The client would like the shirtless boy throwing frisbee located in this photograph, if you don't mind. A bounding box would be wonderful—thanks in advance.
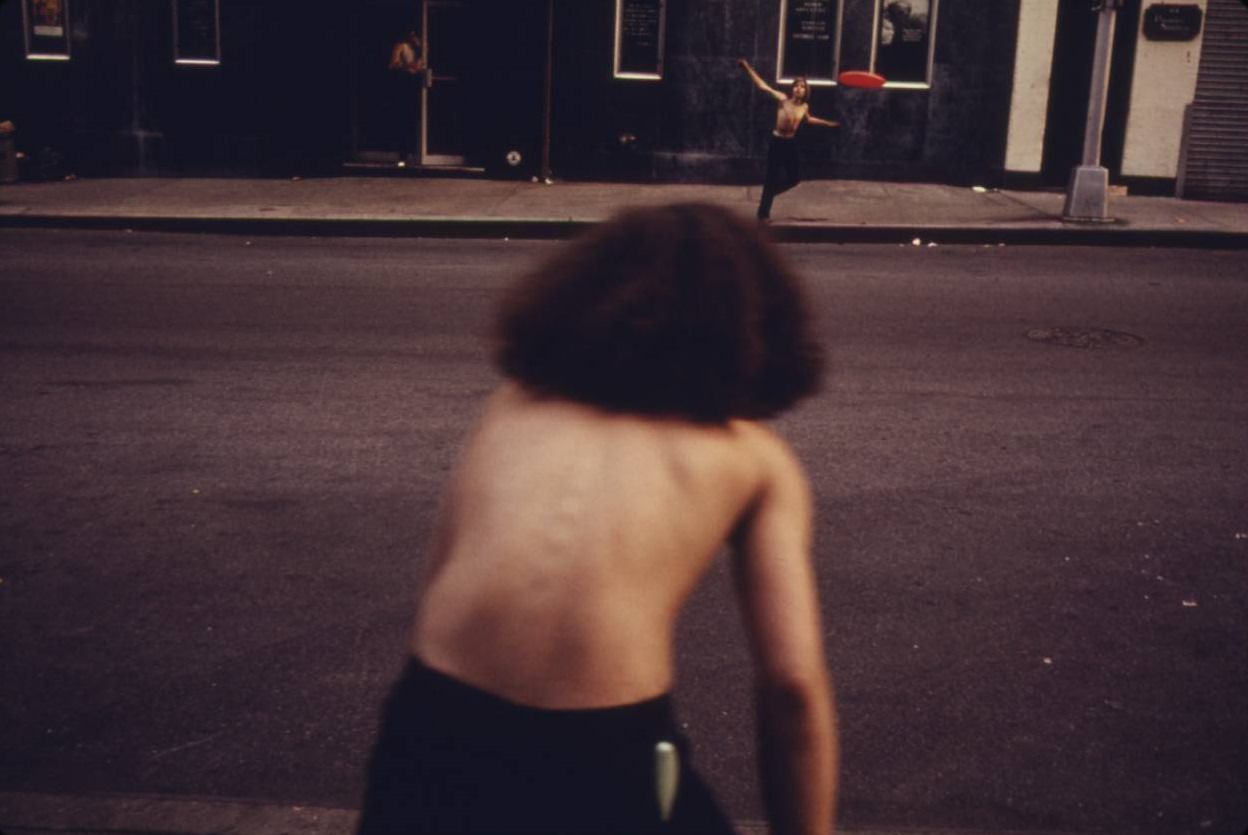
[739,59,840,221]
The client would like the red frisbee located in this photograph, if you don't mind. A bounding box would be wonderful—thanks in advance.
[838,70,887,89]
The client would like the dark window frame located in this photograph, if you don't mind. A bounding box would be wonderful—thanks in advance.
[22,0,72,61]
[173,0,222,66]
[777,0,844,86]
[614,0,667,81]
[870,0,940,88]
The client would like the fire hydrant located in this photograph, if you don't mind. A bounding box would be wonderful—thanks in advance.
[0,121,18,184]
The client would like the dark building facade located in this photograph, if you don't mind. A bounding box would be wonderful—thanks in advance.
[1,0,1036,185]
[2,0,1023,183]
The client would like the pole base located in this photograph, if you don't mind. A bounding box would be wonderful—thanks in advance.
[1062,165,1114,222]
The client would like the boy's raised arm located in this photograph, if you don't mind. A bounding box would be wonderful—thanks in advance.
[738,58,786,102]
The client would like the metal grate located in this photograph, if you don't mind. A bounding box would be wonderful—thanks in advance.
[1178,0,1248,200]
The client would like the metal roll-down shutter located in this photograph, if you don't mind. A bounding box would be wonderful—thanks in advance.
[1178,0,1248,200]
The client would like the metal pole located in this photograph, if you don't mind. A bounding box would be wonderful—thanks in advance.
[1081,2,1116,166]
[541,0,554,183]
[1063,1,1118,221]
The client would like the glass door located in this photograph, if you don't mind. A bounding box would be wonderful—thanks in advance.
[421,0,470,165]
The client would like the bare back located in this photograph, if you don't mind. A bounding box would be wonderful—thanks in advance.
[411,382,798,708]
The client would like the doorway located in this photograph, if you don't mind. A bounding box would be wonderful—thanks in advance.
[348,0,547,175]
[1040,0,1140,185]
[421,0,470,164]
[349,0,472,168]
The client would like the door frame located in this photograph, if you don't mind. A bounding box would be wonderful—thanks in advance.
[1040,0,1140,185]
[420,0,466,165]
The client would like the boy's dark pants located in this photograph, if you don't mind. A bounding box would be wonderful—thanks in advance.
[757,134,800,219]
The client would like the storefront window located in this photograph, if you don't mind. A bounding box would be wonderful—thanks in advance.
[614,0,666,80]
[23,0,71,60]
[777,0,842,84]
[174,0,221,66]
[871,0,938,87]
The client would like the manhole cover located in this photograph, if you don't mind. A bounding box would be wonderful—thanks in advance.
[1026,327,1143,349]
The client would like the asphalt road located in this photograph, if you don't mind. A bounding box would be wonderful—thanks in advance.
[1,230,1246,835]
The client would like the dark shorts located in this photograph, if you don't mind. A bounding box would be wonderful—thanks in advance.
[356,657,737,835]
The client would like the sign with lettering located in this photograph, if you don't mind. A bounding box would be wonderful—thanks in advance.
[1143,4,1203,41]
[873,0,938,87]
[615,0,666,80]
[779,0,840,82]
[23,0,71,60]
[174,0,221,65]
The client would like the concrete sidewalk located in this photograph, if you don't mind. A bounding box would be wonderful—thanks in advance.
[1,175,1246,246]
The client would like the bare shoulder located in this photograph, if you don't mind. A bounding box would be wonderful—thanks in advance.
[471,384,802,512]
[730,420,810,496]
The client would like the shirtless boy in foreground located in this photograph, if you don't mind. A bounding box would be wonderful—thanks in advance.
[739,59,840,220]
[356,203,837,835]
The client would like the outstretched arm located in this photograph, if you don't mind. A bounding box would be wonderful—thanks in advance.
[806,114,840,129]
[732,428,838,835]
[738,58,786,102]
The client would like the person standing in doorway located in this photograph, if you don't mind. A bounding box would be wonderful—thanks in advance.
[389,29,427,168]
[739,59,840,221]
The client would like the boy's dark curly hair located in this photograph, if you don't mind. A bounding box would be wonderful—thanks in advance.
[493,202,824,423]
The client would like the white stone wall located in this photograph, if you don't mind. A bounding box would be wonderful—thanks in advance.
[1121,0,1209,178]
[1004,0,1059,174]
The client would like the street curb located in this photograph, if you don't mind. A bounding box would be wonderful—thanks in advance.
[771,224,1248,249]
[1,213,1247,248]
[0,215,590,241]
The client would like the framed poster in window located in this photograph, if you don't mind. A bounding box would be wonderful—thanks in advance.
[777,0,842,85]
[614,0,666,80]
[174,0,221,65]
[871,0,938,88]
[23,0,71,61]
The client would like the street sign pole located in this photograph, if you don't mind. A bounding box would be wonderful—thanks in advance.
[541,0,555,184]
[1063,0,1119,222]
